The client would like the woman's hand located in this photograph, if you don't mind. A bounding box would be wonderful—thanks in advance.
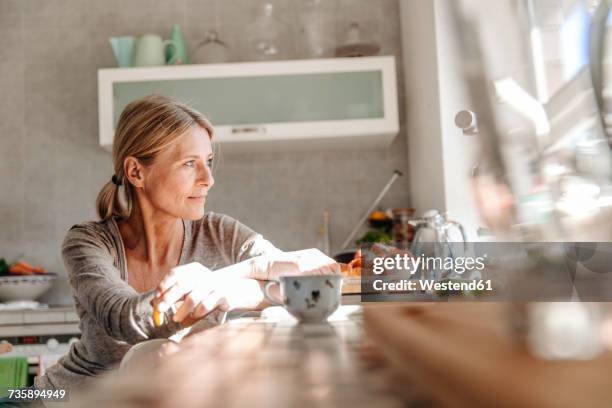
[248,248,340,281]
[152,262,224,325]
[292,248,341,276]
[173,278,265,325]
[152,262,265,326]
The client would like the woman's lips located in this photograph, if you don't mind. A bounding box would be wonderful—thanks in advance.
[188,196,206,202]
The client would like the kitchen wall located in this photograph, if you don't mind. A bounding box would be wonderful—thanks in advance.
[400,0,480,239]
[0,0,409,305]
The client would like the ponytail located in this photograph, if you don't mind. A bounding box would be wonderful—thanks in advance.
[96,181,124,221]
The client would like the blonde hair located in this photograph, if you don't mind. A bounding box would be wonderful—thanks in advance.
[96,94,214,221]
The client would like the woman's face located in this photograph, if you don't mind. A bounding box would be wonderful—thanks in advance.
[136,125,214,220]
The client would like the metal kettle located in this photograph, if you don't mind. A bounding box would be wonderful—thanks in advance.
[409,210,468,280]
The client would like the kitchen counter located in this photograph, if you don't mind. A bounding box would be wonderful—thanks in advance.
[62,305,409,408]
[0,295,360,338]
[0,306,79,337]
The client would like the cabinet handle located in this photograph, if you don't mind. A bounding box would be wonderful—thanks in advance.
[231,126,266,135]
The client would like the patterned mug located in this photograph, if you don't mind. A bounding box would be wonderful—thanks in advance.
[264,275,342,323]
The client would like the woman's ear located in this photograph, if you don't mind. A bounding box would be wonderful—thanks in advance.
[124,156,146,189]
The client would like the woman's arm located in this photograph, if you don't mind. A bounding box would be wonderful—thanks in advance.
[218,247,340,281]
[156,247,340,324]
[204,213,339,280]
[173,278,278,327]
[62,224,184,344]
[154,215,339,324]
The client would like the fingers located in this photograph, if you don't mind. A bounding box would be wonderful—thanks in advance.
[172,284,218,322]
[193,302,208,317]
[223,248,342,284]
[266,258,300,280]
[266,250,343,279]
[250,252,301,280]
[155,263,216,313]
[275,259,301,276]
[178,313,199,328]
[204,295,226,312]
[173,293,197,322]
[172,286,227,324]
[151,262,229,326]
[156,283,187,313]
[248,254,274,280]
[317,258,340,275]
[311,263,336,275]
[292,248,340,276]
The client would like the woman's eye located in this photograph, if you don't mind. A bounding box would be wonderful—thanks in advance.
[184,160,196,167]
[206,159,214,167]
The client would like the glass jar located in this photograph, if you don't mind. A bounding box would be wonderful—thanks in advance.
[244,2,294,61]
[296,0,337,59]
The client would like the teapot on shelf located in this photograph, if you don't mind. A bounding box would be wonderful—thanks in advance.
[409,210,468,281]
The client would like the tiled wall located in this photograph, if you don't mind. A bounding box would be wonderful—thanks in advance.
[0,0,409,305]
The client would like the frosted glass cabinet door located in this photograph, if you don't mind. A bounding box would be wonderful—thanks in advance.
[98,56,399,152]
[113,71,385,127]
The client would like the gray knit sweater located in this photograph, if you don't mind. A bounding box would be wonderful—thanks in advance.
[34,212,278,394]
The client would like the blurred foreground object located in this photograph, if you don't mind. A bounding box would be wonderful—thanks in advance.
[451,0,612,360]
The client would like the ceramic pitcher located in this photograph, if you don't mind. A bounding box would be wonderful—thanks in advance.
[133,34,177,67]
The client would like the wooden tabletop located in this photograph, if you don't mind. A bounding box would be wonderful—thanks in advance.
[63,306,408,408]
[58,302,612,408]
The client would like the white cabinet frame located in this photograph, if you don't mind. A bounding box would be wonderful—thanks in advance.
[98,56,399,152]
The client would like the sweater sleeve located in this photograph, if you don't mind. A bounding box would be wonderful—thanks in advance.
[62,223,184,345]
[204,212,282,264]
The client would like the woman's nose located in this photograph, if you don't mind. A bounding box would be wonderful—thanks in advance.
[198,163,214,187]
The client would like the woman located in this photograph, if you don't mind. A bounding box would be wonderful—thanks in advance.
[33,94,338,395]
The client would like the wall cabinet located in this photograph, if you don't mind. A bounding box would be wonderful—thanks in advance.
[98,56,399,152]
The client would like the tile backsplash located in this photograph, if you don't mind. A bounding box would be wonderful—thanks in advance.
[0,0,409,305]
